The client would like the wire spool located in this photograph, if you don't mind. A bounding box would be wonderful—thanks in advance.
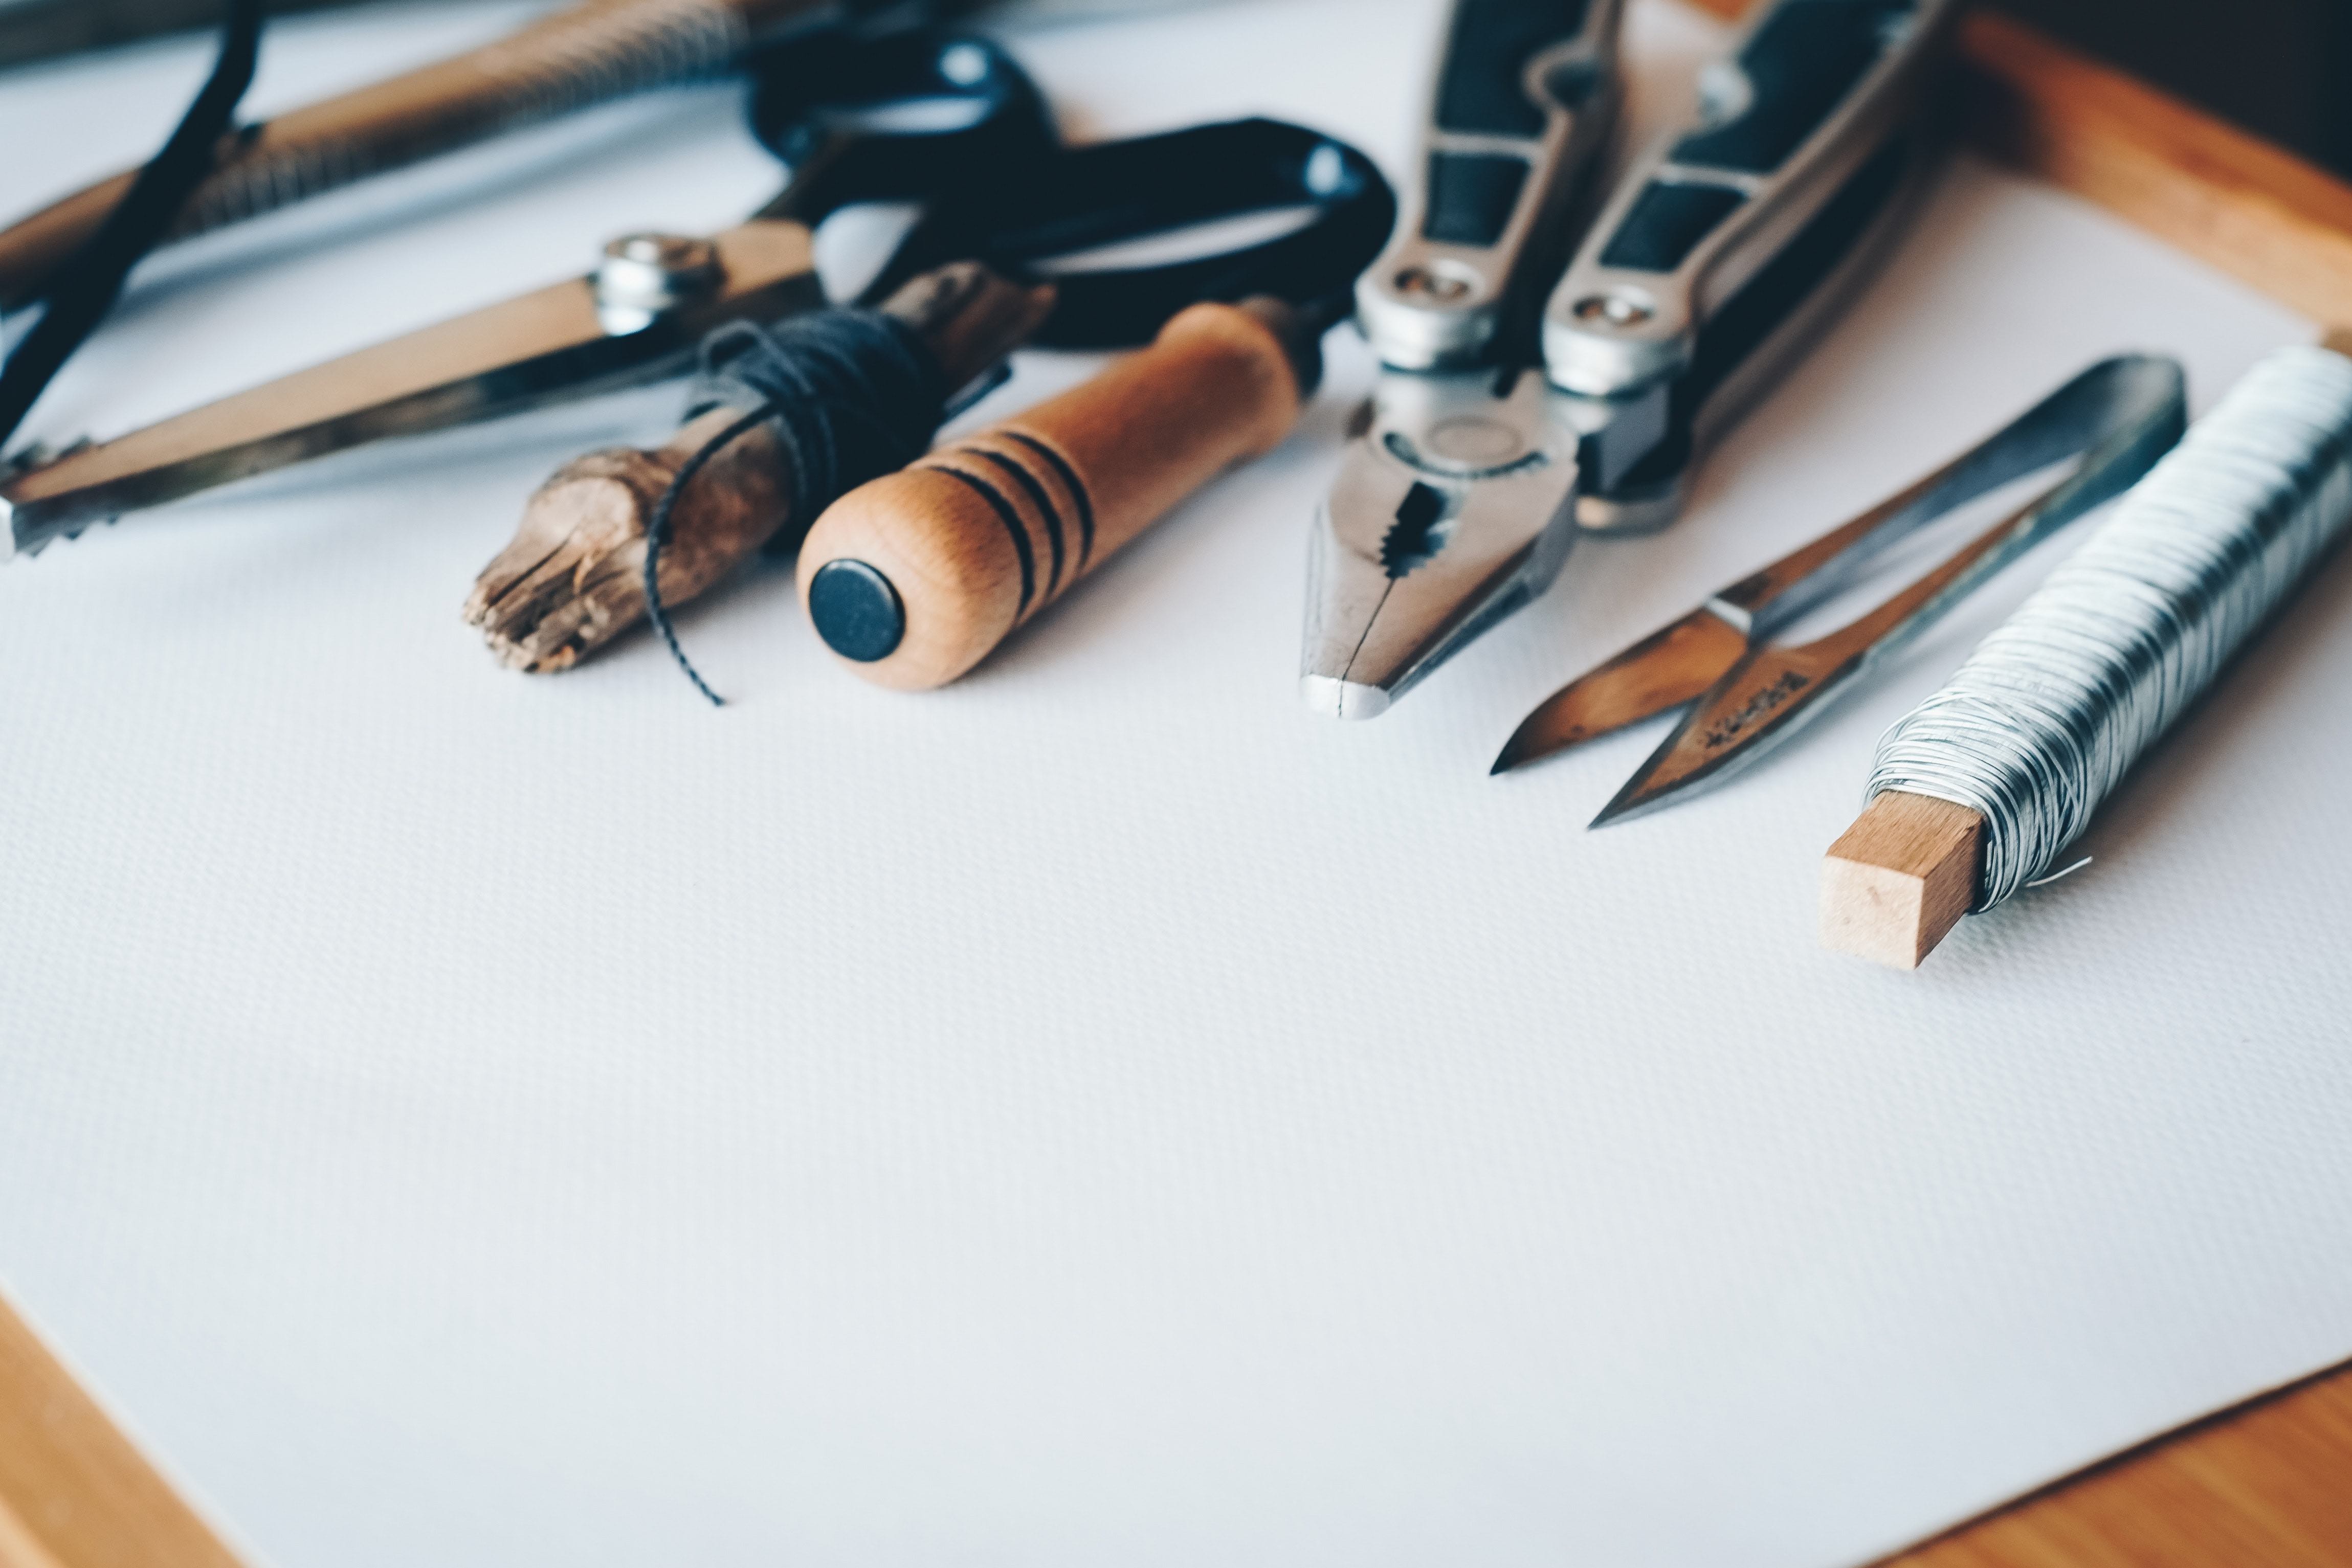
[1863,343,2352,914]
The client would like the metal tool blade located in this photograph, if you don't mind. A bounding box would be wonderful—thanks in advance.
[1587,351,2189,825]
[1490,603,1749,774]
[1301,367,1583,719]
[1,219,819,558]
[1588,639,1863,826]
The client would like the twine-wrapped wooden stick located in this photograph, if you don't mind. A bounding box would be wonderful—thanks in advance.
[465,262,1054,673]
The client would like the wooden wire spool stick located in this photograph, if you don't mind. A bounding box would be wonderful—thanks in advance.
[795,297,1319,690]
[1822,339,2352,970]
[1823,792,1985,970]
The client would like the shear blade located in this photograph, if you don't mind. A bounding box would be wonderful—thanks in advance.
[1590,641,1861,826]
[1491,605,1750,774]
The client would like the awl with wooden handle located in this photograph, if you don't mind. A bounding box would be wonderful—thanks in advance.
[795,295,1323,689]
[465,261,1054,672]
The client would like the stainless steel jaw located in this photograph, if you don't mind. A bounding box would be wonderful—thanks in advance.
[1301,365,1665,716]
[1304,0,1961,721]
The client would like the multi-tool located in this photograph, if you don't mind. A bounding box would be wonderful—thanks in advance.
[1302,0,1961,720]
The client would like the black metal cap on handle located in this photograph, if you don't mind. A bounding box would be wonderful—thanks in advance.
[807,557,906,662]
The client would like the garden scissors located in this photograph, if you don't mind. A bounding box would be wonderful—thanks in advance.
[3,26,1391,559]
[1493,353,2188,823]
[0,26,1050,556]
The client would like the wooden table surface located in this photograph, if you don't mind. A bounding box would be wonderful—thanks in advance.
[1881,1363,2352,1566]
[6,1282,2349,1567]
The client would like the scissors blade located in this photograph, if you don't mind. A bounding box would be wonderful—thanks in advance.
[2,219,819,557]
[1590,640,1865,827]
[1490,603,1750,774]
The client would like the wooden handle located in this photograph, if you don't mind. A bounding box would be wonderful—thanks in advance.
[1821,790,1986,970]
[465,263,1053,673]
[795,300,1309,690]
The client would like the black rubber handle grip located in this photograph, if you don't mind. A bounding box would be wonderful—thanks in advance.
[1432,0,1595,138]
[1672,0,1919,174]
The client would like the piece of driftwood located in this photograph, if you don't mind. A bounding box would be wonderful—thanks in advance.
[463,263,1054,673]
[794,297,1313,691]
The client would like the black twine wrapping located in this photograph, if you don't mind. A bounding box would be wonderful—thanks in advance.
[0,0,264,450]
[641,309,947,706]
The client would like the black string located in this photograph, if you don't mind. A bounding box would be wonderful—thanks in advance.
[0,0,264,451]
[641,402,780,708]
[641,308,948,705]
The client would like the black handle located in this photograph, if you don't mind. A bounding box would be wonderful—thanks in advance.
[865,118,1396,350]
[1672,0,1920,174]
[746,28,1056,227]
[1433,0,1599,138]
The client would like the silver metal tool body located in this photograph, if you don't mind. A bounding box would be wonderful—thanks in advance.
[0,223,818,556]
[1353,0,1623,372]
[1304,0,1960,721]
[0,27,1051,560]
[1484,353,2188,824]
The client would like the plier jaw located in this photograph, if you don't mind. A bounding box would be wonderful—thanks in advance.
[1300,367,1584,718]
[1307,0,1964,721]
[1301,353,1679,718]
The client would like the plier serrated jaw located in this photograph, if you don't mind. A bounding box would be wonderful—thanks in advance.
[1305,0,1964,721]
[1300,368,1584,718]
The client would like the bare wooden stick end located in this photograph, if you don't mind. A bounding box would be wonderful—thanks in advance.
[1821,791,1985,970]
[463,263,1054,674]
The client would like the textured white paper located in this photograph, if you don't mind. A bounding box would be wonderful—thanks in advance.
[3,4,2349,1567]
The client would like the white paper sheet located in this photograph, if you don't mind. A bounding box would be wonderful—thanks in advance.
[3,4,2348,1566]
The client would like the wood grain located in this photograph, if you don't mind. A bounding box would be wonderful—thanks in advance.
[1822,790,1984,969]
[1875,1362,2352,1567]
[796,298,1307,690]
[0,1289,244,1568]
[1680,0,2352,324]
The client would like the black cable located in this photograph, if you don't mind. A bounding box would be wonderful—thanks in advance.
[641,401,783,709]
[0,0,264,451]
[641,309,948,705]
